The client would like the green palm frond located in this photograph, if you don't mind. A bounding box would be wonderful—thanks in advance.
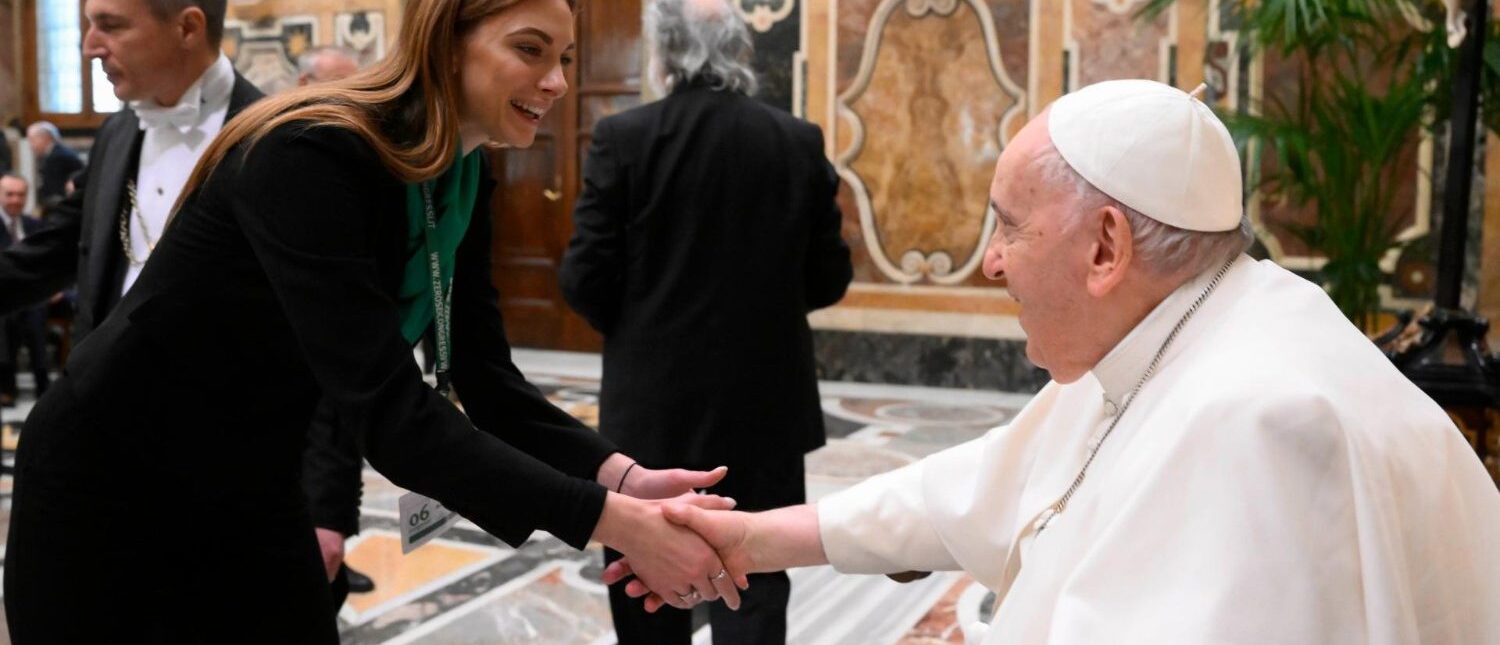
[1135,0,1477,328]
[1137,0,1399,54]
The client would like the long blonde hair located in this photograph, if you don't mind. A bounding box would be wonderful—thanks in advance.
[180,0,575,202]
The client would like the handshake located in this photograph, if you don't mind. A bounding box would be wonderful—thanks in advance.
[590,461,762,613]
[591,458,916,612]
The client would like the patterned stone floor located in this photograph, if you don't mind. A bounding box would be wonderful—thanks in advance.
[0,351,1033,644]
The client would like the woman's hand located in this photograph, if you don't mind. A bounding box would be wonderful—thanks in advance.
[624,465,727,499]
[604,504,754,612]
[602,503,828,612]
[592,492,746,611]
[596,453,728,500]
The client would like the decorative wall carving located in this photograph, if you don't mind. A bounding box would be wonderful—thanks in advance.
[224,17,317,95]
[335,11,385,67]
[735,0,796,33]
[835,0,1024,285]
[1068,0,1173,88]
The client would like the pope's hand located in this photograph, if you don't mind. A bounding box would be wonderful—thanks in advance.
[594,492,747,612]
[603,503,755,612]
[622,465,728,500]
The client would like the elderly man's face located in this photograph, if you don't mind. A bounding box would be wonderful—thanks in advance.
[300,53,359,86]
[26,130,51,158]
[0,177,28,217]
[982,112,1096,383]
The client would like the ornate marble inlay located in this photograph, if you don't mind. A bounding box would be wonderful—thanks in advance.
[224,17,317,95]
[836,0,1024,285]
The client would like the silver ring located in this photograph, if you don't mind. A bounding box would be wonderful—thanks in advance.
[710,569,729,582]
[676,590,700,603]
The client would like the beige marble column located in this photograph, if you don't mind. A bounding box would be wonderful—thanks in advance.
[805,0,834,154]
[1175,0,1209,92]
[1029,0,1066,115]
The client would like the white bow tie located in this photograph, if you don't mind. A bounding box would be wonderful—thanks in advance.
[134,96,203,132]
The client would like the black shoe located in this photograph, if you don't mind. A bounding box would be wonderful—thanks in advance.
[346,565,376,594]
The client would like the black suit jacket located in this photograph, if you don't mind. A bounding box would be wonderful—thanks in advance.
[0,73,262,338]
[0,76,371,537]
[12,122,615,558]
[560,84,852,470]
[8,125,618,638]
[0,213,44,249]
[37,144,84,206]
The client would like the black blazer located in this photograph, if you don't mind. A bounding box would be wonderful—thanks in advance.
[560,85,852,470]
[0,213,44,248]
[7,125,617,637]
[0,73,261,338]
[36,144,84,206]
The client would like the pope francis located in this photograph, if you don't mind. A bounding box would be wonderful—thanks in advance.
[602,79,1500,643]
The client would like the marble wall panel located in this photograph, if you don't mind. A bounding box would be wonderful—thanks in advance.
[816,0,1026,292]
[1483,4,1500,328]
[1069,0,1173,88]
[836,0,1022,286]
[840,2,1014,283]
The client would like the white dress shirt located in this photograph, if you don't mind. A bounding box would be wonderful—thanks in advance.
[0,209,21,242]
[818,257,1500,644]
[121,53,235,294]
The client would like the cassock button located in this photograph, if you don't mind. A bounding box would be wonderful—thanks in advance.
[156,187,164,195]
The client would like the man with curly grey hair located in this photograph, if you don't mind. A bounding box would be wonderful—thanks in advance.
[561,0,852,643]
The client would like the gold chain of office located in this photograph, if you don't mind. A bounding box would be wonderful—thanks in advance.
[117,179,159,266]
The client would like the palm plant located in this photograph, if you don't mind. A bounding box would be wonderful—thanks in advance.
[1138,0,1500,329]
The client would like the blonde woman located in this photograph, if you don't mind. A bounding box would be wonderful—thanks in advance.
[5,0,744,640]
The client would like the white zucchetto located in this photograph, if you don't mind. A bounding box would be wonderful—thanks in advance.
[1048,79,1243,232]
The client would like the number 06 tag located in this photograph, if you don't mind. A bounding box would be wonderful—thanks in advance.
[397,492,458,554]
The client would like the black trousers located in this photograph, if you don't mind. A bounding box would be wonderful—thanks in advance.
[606,457,804,645]
[330,563,351,612]
[0,307,49,397]
[6,380,339,643]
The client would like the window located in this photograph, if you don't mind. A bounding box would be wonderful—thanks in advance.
[24,0,119,128]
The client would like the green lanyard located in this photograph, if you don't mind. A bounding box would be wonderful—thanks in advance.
[420,181,453,397]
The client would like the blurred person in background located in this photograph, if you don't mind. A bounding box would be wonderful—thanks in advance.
[0,174,50,406]
[25,122,84,209]
[561,1,851,642]
[297,45,360,87]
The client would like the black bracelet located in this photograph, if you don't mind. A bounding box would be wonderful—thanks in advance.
[616,462,639,494]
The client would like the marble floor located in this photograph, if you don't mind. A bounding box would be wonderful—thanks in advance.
[0,351,1035,644]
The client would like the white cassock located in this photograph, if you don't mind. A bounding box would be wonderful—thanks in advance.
[819,256,1500,644]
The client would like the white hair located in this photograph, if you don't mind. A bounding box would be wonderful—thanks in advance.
[26,121,61,142]
[1035,141,1252,278]
[645,0,758,96]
